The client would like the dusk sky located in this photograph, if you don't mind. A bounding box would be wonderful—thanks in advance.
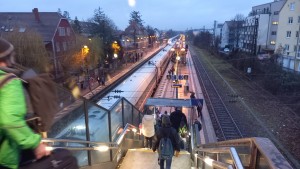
[0,0,273,31]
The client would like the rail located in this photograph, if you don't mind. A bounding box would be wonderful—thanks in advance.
[197,156,234,169]
[190,46,242,141]
[195,147,244,169]
[43,123,138,150]
[43,123,142,168]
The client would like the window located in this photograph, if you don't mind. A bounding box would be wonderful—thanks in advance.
[274,11,279,15]
[271,31,277,35]
[290,2,295,11]
[270,41,276,45]
[66,27,71,36]
[286,31,291,38]
[285,44,289,51]
[297,31,299,38]
[294,45,297,52]
[63,42,67,51]
[288,17,293,24]
[298,16,300,23]
[272,21,279,25]
[58,27,65,36]
[56,42,60,52]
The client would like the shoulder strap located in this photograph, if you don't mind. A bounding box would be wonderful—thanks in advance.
[0,73,18,89]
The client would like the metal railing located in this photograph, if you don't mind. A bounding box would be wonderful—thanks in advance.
[43,123,142,169]
[192,137,293,169]
[195,147,244,169]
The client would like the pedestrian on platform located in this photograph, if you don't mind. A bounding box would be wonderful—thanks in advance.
[142,113,156,149]
[153,115,180,169]
[197,104,203,119]
[97,76,101,85]
[101,75,105,86]
[190,92,195,99]
[170,107,187,133]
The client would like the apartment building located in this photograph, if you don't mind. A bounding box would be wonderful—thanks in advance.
[240,0,286,55]
[220,21,243,49]
[275,0,300,71]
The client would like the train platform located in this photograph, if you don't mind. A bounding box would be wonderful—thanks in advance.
[81,47,163,99]
[154,50,217,144]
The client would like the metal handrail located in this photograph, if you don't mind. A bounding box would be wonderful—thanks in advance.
[42,123,139,152]
[195,147,244,169]
[197,156,234,169]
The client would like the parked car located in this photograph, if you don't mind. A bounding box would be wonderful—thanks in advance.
[224,48,230,52]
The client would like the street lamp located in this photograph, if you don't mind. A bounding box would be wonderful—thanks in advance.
[81,45,89,72]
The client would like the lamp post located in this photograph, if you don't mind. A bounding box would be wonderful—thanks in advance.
[175,53,181,99]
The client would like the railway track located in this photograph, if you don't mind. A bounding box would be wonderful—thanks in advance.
[190,48,242,141]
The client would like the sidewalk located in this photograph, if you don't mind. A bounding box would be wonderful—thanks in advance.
[81,47,164,100]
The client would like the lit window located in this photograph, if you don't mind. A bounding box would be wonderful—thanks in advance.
[58,27,65,36]
[56,42,60,52]
[270,41,276,45]
[290,2,295,11]
[288,17,293,24]
[272,21,279,25]
[286,31,291,38]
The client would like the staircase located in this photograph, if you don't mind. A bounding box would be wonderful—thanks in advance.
[119,148,191,169]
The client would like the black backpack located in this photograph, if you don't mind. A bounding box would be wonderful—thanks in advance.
[0,69,58,132]
[158,131,174,160]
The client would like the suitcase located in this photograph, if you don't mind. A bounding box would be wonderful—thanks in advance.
[19,149,78,169]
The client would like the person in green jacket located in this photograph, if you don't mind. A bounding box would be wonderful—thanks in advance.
[0,37,51,169]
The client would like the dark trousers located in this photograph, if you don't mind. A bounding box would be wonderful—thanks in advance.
[160,158,172,169]
[145,136,153,149]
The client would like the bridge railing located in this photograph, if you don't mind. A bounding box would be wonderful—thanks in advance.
[193,137,293,169]
[47,92,143,168]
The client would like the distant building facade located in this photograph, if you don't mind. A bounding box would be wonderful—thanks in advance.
[220,21,243,50]
[240,0,286,55]
[0,8,76,78]
[275,0,300,71]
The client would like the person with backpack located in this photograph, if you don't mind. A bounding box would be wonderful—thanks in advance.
[142,113,156,149]
[0,37,51,169]
[152,115,180,169]
[0,37,78,169]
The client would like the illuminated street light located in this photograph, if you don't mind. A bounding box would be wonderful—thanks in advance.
[114,53,118,59]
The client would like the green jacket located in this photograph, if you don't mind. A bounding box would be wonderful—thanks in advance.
[0,70,41,169]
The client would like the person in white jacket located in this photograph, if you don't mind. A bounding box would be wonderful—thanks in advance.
[142,114,156,149]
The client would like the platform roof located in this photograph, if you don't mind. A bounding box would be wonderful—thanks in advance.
[145,98,203,107]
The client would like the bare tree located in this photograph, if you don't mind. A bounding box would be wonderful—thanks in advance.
[3,29,50,72]
[230,14,245,49]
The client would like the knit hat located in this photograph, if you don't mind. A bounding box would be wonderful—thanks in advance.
[162,115,171,126]
[0,37,14,58]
